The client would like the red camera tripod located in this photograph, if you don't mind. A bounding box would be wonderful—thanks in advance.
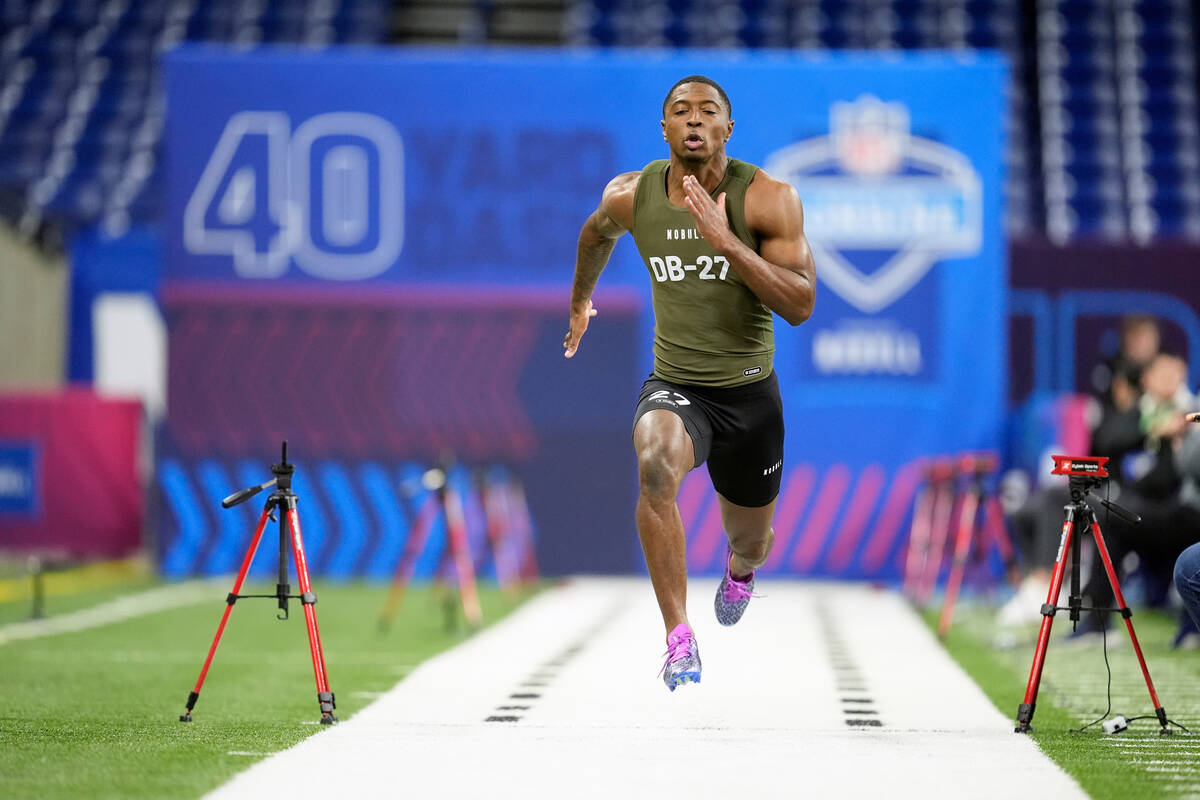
[178,442,336,725]
[937,452,1019,637]
[1014,456,1168,734]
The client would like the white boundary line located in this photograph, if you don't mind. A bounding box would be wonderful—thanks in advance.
[0,580,221,646]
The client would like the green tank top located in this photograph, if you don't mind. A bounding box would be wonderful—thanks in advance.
[631,158,774,387]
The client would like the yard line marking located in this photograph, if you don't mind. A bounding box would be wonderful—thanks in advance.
[0,581,221,646]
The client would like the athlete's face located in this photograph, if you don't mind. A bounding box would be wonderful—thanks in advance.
[661,84,733,163]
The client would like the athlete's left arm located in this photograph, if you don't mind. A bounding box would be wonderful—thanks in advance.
[682,172,815,326]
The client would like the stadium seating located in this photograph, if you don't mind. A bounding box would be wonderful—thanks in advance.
[565,0,1200,243]
[0,0,389,238]
[1,0,1198,243]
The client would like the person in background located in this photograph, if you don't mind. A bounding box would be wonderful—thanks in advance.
[1170,412,1200,647]
[1174,541,1200,646]
[999,321,1161,630]
[1091,315,1161,412]
[1081,353,1197,634]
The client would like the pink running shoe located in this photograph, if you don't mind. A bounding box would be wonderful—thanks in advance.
[714,552,756,626]
[660,623,701,691]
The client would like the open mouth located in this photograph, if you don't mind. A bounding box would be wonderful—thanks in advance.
[684,134,704,150]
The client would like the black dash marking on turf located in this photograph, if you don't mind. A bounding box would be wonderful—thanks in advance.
[484,598,623,724]
[817,601,885,729]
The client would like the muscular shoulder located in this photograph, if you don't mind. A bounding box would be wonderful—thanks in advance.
[599,170,640,231]
[744,168,803,238]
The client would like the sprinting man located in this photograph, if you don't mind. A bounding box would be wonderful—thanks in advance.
[563,75,816,690]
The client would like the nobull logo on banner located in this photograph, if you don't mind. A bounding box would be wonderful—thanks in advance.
[765,95,982,315]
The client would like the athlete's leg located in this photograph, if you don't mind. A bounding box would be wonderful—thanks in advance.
[718,495,778,578]
[634,409,696,636]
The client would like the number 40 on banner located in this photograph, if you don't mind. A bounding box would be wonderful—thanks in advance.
[183,111,404,281]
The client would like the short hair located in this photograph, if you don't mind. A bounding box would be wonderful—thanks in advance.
[662,75,732,118]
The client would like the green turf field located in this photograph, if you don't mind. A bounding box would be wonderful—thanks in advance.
[0,578,539,800]
[932,600,1200,800]
[7,575,1199,800]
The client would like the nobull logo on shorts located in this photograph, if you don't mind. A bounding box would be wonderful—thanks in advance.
[764,95,982,314]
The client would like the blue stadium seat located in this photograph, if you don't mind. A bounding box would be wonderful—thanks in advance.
[0,0,1191,241]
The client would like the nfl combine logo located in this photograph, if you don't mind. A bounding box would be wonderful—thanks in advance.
[764,95,983,315]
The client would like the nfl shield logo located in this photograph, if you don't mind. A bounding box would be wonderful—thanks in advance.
[765,95,983,314]
[833,96,908,177]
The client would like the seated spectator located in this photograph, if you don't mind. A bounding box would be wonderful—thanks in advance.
[1081,354,1199,632]
[1173,541,1200,646]
[1091,315,1161,412]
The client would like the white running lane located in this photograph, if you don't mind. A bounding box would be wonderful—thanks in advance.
[209,578,1089,800]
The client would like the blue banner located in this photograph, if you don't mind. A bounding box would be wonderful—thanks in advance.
[164,46,1007,579]
[0,441,38,518]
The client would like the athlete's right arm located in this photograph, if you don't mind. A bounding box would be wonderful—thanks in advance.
[564,171,639,359]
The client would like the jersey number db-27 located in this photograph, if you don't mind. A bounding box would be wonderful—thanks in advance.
[648,254,731,283]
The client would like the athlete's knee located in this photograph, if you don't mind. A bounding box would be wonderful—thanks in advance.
[637,446,685,501]
[1175,543,1200,601]
[635,414,691,501]
[730,527,774,569]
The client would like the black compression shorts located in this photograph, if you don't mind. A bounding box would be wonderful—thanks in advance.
[632,371,784,507]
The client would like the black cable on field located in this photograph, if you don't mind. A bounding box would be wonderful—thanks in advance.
[1123,715,1194,733]
[1072,490,1115,735]
[1070,487,1193,736]
[1071,621,1113,734]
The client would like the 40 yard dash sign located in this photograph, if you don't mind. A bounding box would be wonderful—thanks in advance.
[182,111,404,281]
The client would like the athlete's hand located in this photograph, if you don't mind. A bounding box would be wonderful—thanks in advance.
[563,300,598,359]
[682,174,733,251]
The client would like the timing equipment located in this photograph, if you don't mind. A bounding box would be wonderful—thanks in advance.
[177,442,337,725]
[1014,455,1171,735]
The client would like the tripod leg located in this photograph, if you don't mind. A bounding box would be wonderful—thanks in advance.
[938,488,980,637]
[983,495,1021,586]
[179,503,273,722]
[1091,521,1170,732]
[481,475,515,595]
[378,494,438,630]
[919,479,958,605]
[511,478,539,584]
[1015,512,1075,732]
[444,483,483,627]
[285,505,337,724]
[903,485,933,599]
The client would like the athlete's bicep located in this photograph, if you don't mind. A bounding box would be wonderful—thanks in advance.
[756,182,814,282]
